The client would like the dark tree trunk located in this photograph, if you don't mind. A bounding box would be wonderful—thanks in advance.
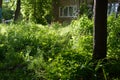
[0,0,2,23]
[93,0,108,60]
[52,0,60,22]
[14,0,21,22]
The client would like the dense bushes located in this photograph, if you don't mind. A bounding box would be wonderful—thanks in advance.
[2,7,14,20]
[107,15,120,59]
[0,15,120,80]
[21,0,52,25]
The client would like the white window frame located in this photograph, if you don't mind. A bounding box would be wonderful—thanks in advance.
[59,5,77,18]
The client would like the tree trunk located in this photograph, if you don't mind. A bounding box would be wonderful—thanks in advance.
[14,0,21,22]
[52,0,60,22]
[0,0,2,23]
[93,0,108,60]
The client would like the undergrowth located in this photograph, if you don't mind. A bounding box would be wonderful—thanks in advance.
[0,15,120,80]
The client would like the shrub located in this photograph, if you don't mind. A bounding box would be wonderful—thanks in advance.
[0,15,120,80]
[2,7,14,20]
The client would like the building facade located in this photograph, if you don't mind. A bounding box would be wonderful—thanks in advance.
[53,0,120,23]
[52,0,93,23]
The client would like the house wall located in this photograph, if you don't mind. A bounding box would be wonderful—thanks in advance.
[56,0,80,23]
[52,0,77,22]
[53,0,93,23]
[53,0,120,23]
[52,0,60,22]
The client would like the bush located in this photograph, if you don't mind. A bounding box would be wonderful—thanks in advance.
[2,7,14,20]
[0,15,120,80]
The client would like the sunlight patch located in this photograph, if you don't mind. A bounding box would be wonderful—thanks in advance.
[0,27,7,35]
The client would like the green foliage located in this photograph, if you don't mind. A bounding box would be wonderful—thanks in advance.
[0,15,120,80]
[79,3,93,18]
[107,14,120,59]
[0,16,93,79]
[2,1,15,20]
[70,15,93,54]
[80,3,88,15]
[21,0,52,24]
[2,6,14,20]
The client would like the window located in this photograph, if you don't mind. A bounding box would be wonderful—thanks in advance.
[59,5,77,17]
[64,7,68,16]
[69,6,73,16]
